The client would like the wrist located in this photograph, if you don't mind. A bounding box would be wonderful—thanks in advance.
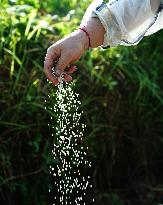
[72,29,90,51]
[78,30,90,50]
[79,27,92,49]
[81,17,105,48]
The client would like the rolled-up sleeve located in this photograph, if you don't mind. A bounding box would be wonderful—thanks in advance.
[81,0,163,48]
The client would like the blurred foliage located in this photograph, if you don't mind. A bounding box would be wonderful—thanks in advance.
[0,0,163,205]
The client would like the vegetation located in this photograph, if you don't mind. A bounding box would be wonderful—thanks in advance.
[0,0,163,204]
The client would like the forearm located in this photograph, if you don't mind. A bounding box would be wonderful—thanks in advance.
[82,17,105,48]
[81,0,162,48]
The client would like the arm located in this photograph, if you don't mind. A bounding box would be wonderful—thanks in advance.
[80,17,105,48]
[44,0,162,85]
[83,0,161,47]
[44,16,105,85]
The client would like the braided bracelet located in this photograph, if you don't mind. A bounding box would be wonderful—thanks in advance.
[78,26,92,49]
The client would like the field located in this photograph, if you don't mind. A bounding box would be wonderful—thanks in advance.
[0,0,163,204]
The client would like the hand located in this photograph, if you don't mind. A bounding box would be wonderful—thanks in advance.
[44,29,89,85]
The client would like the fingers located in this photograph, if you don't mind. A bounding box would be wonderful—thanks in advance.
[54,53,72,77]
[44,45,60,85]
[44,44,77,85]
[44,45,59,69]
[45,66,77,86]
[63,66,77,82]
[63,73,73,82]
[65,66,77,74]
[44,66,59,85]
[54,66,76,85]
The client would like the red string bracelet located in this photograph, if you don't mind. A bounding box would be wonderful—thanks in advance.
[78,26,92,49]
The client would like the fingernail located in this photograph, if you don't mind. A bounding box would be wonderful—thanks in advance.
[64,74,72,82]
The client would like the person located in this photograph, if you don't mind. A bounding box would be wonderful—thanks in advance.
[44,0,163,85]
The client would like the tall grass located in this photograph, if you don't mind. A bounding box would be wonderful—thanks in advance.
[0,0,163,204]
[0,1,55,204]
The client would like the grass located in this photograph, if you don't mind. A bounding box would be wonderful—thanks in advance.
[0,0,163,204]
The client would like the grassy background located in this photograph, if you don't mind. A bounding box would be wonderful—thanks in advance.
[0,0,163,204]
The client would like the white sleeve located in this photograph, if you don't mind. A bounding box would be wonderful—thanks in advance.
[81,0,163,48]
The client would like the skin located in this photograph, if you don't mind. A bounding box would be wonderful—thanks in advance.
[44,17,105,85]
[150,0,160,12]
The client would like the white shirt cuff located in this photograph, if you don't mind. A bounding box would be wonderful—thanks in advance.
[81,0,162,48]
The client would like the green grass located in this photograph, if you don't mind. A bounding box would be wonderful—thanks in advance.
[0,0,163,204]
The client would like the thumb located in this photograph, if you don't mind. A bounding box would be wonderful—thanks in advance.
[55,53,71,77]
